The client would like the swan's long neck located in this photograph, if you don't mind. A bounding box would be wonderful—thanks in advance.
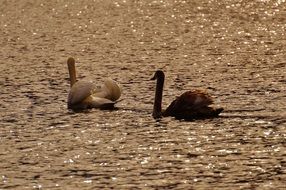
[67,58,76,87]
[153,74,164,119]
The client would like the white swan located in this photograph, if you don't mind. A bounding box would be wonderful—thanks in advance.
[67,57,122,110]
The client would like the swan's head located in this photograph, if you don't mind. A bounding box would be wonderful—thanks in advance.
[67,57,75,66]
[151,70,165,80]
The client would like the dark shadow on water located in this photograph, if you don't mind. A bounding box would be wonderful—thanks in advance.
[223,108,266,113]
[220,115,274,119]
[117,107,151,114]
[66,107,120,114]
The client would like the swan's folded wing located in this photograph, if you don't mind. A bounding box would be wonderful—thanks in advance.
[68,80,97,105]
[92,78,122,101]
[163,90,214,116]
[181,90,213,109]
[84,96,116,109]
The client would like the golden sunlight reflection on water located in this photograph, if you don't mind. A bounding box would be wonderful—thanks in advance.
[0,0,285,189]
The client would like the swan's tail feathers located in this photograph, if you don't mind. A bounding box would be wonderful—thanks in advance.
[68,96,118,111]
[98,102,117,110]
[85,96,117,109]
[193,106,224,118]
[102,78,122,101]
[213,107,224,116]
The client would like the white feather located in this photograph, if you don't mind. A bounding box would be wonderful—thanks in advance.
[68,79,121,109]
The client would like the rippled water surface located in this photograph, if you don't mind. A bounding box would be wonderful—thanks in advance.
[0,0,285,189]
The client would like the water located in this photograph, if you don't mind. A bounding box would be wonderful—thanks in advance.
[0,0,285,189]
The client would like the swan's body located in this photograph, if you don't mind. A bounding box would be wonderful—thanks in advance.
[151,70,223,120]
[67,57,121,110]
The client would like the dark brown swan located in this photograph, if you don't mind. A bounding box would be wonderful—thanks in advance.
[151,70,223,120]
[67,57,122,110]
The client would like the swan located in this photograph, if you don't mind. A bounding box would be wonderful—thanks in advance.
[151,70,223,120]
[67,57,122,110]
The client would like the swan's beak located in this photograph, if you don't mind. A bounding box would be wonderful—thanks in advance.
[150,74,156,80]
